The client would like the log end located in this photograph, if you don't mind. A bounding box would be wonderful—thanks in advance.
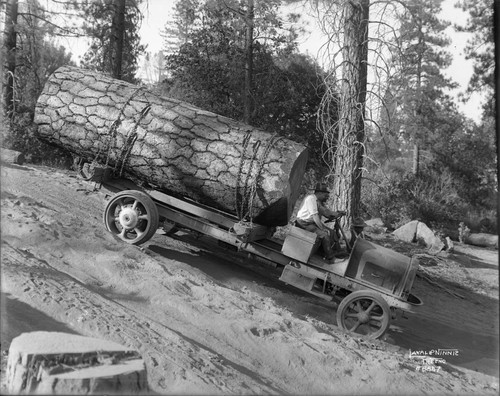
[253,148,309,226]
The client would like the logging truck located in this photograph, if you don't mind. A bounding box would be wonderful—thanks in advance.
[34,66,422,339]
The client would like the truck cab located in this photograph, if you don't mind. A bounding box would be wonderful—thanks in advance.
[279,225,422,338]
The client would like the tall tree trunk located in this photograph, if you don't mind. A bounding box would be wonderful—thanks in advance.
[412,143,419,175]
[4,0,19,117]
[412,16,423,176]
[331,0,369,224]
[27,0,42,96]
[243,0,254,124]
[111,0,126,80]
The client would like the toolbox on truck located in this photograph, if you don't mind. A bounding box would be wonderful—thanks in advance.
[281,226,320,263]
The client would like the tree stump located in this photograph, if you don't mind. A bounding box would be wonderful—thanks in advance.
[6,331,147,394]
[34,66,309,226]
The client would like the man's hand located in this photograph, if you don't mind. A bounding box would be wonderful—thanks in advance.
[328,211,345,220]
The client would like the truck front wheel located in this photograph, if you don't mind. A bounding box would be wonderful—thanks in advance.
[336,290,391,339]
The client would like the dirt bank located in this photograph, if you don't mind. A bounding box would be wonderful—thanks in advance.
[1,163,498,394]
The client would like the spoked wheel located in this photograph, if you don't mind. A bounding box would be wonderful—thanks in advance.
[336,290,391,339]
[104,190,159,245]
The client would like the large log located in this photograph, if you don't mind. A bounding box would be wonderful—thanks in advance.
[34,66,308,226]
[464,233,498,249]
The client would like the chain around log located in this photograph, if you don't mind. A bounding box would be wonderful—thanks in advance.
[235,131,252,220]
[79,87,148,184]
[235,133,283,224]
[115,104,151,177]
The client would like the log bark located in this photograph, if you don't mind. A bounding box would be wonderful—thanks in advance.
[34,66,309,226]
[1,147,25,164]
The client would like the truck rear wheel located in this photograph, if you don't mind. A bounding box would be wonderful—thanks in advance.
[336,290,391,339]
[104,190,159,245]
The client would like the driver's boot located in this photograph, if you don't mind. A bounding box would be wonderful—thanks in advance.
[329,230,341,252]
[322,238,335,264]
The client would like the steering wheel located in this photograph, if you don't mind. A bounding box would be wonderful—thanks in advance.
[325,212,351,251]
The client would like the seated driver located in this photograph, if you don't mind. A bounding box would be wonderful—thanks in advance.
[295,183,344,263]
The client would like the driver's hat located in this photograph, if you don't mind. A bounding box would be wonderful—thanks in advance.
[352,217,367,228]
[314,182,330,193]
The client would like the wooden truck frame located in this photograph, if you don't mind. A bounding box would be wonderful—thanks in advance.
[97,176,422,340]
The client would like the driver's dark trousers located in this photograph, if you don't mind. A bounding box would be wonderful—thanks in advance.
[296,219,335,260]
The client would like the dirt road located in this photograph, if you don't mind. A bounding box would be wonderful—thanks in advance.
[1,163,498,394]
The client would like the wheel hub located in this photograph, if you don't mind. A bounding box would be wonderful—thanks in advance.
[119,206,139,229]
[357,311,370,324]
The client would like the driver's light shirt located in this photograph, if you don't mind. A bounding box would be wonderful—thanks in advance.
[296,194,318,223]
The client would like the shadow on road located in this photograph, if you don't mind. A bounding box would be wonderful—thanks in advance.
[451,252,498,270]
[1,292,79,350]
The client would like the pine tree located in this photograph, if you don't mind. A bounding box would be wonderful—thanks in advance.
[313,0,370,223]
[162,0,326,172]
[2,0,74,163]
[79,0,145,83]
[161,0,201,55]
[163,0,305,123]
[455,0,495,118]
[4,0,20,116]
[387,0,457,175]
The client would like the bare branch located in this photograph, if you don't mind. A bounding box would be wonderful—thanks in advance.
[18,10,83,36]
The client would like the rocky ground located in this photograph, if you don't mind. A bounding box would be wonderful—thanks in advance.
[1,162,498,395]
